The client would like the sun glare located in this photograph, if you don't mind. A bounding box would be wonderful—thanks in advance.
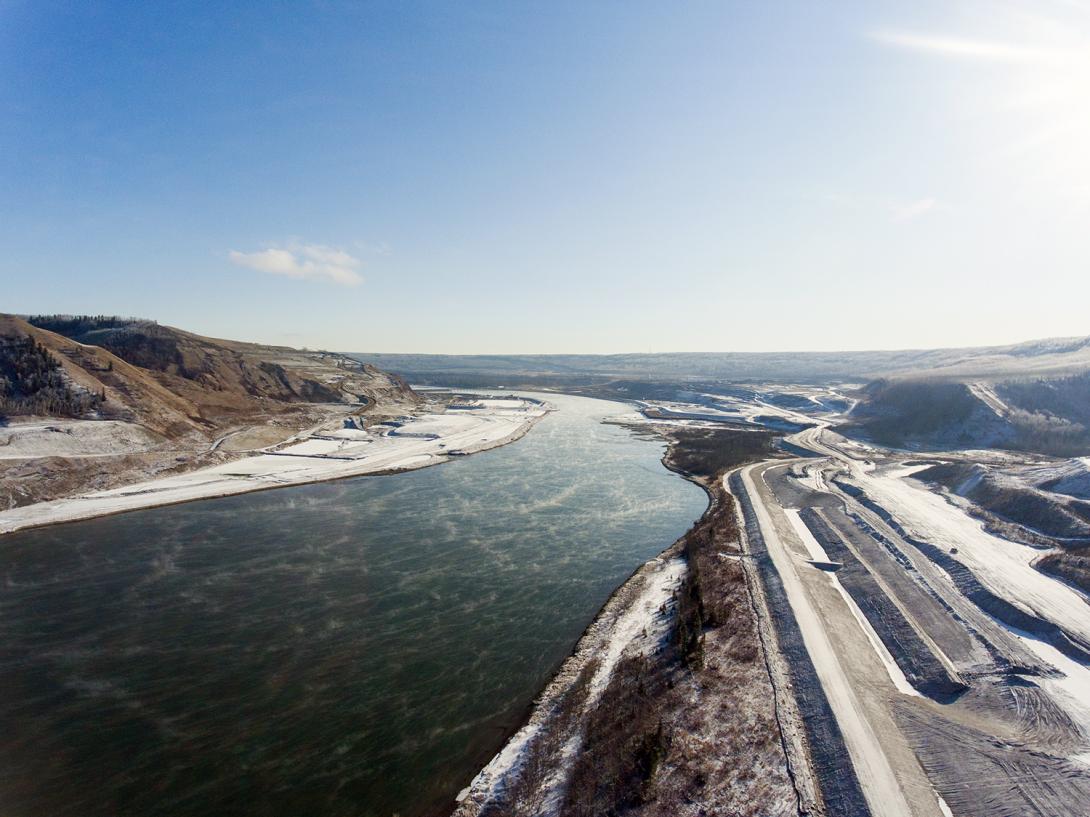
[876,2,1090,201]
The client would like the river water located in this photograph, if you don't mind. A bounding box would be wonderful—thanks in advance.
[0,392,705,817]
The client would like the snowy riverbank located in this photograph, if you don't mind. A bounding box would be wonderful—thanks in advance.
[0,396,550,535]
[453,545,688,816]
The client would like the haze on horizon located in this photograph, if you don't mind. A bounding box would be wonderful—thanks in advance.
[2,1,1088,355]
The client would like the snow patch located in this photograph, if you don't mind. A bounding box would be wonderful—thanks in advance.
[0,420,162,459]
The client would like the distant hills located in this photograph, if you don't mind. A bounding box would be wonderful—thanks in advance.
[354,334,1090,385]
[355,334,1090,456]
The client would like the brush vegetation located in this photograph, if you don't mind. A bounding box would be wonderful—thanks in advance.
[559,428,792,816]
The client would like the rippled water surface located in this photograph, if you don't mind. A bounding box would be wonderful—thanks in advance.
[0,393,705,817]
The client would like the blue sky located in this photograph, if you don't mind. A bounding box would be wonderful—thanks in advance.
[2,1,1088,353]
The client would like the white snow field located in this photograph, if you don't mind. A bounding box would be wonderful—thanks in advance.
[0,419,163,459]
[1023,457,1090,499]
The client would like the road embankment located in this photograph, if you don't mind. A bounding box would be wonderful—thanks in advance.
[729,467,872,817]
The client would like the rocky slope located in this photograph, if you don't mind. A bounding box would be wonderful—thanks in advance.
[26,315,417,427]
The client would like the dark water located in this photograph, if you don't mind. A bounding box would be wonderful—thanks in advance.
[0,392,705,817]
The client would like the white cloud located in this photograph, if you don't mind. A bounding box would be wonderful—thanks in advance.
[228,243,363,285]
[869,30,1062,64]
[891,197,942,223]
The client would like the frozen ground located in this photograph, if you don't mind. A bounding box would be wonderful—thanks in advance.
[0,396,549,535]
[1022,456,1090,500]
[967,381,1010,418]
[784,508,921,697]
[737,464,920,817]
[451,377,1090,816]
[718,383,1090,817]
[1000,621,1090,762]
[618,384,852,434]
[0,419,163,459]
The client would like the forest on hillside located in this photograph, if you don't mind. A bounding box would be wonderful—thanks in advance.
[0,335,104,419]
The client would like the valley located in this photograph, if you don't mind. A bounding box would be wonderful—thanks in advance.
[6,320,1090,817]
[448,365,1090,817]
[11,6,1090,815]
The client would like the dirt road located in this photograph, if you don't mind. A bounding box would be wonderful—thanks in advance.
[736,462,942,817]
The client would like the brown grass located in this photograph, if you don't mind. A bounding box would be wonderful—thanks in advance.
[663,426,778,482]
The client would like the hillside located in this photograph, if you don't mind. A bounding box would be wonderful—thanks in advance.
[2,315,203,437]
[1,314,418,508]
[1,331,104,419]
[841,372,1090,456]
[28,315,417,427]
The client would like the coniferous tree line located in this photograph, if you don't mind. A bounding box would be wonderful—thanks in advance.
[0,336,104,419]
[25,314,151,337]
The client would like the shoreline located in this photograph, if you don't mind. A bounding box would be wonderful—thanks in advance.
[452,534,700,816]
[451,437,716,815]
[0,399,551,537]
[449,421,803,817]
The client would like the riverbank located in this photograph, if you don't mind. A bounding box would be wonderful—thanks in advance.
[453,423,800,817]
[453,540,691,816]
[0,395,549,535]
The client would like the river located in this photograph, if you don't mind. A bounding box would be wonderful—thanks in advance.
[0,392,706,817]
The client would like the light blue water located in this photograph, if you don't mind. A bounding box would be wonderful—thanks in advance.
[0,392,706,817]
